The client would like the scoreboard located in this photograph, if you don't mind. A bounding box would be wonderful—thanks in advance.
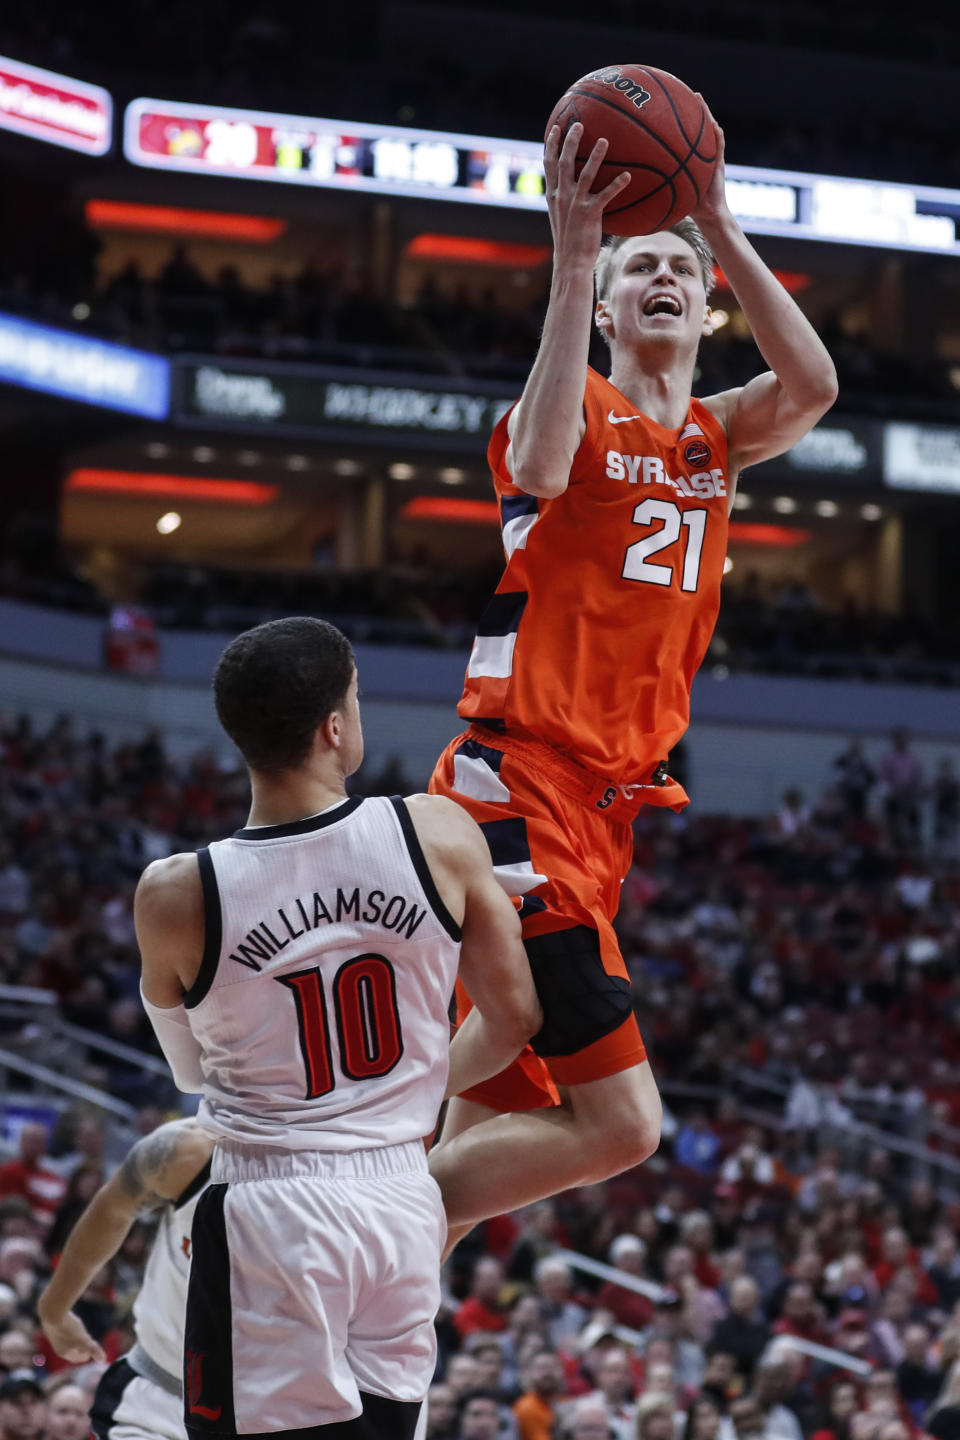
[122,97,960,256]
[125,99,547,209]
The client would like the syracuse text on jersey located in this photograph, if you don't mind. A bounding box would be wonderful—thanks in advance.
[604,450,728,498]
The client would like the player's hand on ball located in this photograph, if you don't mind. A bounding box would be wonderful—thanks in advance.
[41,1310,107,1364]
[544,122,630,265]
[691,101,728,226]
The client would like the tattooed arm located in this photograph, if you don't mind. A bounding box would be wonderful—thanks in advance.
[38,1120,213,1363]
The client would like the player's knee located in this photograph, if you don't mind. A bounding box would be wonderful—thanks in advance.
[593,1089,661,1177]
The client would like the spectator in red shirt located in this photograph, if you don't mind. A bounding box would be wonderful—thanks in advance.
[874,1227,938,1308]
[0,1127,65,1234]
[594,1234,655,1331]
[455,1257,509,1339]
[773,1281,829,1347]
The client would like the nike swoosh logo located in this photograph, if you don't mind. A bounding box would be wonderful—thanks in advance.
[607,409,645,424]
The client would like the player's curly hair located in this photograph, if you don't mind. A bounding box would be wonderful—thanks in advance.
[593,218,716,309]
[214,616,355,773]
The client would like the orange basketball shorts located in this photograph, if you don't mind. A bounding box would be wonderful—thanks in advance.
[429,725,652,1111]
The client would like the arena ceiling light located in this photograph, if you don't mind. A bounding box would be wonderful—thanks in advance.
[861,503,884,520]
[86,200,286,243]
[66,469,278,506]
[404,235,552,267]
[401,497,499,525]
[727,522,810,548]
[815,499,840,517]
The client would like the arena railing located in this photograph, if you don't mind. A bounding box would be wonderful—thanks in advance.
[0,1046,140,1123]
[550,1248,872,1375]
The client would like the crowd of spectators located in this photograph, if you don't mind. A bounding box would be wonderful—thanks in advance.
[4,530,960,692]
[3,710,960,1438]
[3,239,958,425]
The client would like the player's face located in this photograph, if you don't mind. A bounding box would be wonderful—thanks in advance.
[600,232,709,353]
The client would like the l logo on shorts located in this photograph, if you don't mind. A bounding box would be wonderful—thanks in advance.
[186,1351,222,1421]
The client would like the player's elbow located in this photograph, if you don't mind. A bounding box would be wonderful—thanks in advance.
[500,991,544,1053]
[518,472,569,501]
[509,438,570,498]
[511,463,569,499]
[794,363,839,417]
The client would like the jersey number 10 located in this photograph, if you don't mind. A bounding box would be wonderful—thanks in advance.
[278,955,404,1099]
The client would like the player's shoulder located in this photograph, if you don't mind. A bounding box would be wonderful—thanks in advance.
[697,386,741,435]
[135,851,203,924]
[402,792,486,855]
[125,1118,214,1204]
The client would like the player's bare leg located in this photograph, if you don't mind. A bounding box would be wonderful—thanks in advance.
[434,1097,498,1257]
[430,1059,661,1241]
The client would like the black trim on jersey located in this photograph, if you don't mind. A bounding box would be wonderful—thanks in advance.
[184,849,222,1011]
[90,1358,138,1440]
[190,1395,422,1440]
[233,796,363,841]
[333,954,404,1082]
[184,1183,236,1434]
[475,589,527,636]
[388,797,462,942]
[174,1158,213,1211]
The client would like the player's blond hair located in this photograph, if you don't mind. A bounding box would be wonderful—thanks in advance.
[594,218,716,306]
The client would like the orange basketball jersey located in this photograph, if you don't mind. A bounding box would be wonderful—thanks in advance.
[458,366,730,787]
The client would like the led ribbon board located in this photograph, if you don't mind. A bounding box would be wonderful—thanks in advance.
[0,54,112,154]
[0,312,170,418]
[125,97,960,255]
[172,359,513,448]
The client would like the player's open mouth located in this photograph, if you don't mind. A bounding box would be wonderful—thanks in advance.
[643,294,682,316]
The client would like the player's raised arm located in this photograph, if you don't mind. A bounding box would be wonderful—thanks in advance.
[38,1121,213,1364]
[694,112,838,479]
[506,124,630,498]
[136,853,207,1092]
[405,795,542,1096]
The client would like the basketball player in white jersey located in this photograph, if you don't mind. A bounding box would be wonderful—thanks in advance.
[38,1119,214,1440]
[135,617,541,1440]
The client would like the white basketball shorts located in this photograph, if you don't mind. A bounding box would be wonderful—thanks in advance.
[91,1360,185,1440]
[183,1139,446,1435]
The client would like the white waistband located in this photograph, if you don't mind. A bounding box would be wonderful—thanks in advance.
[211,1137,428,1183]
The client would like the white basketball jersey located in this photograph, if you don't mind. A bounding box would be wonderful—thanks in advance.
[186,795,461,1151]
[133,1160,211,1383]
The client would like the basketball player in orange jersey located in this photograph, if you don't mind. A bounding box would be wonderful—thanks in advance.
[428,107,838,1242]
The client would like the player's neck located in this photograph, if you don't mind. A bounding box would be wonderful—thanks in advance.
[609,349,696,430]
[246,762,349,828]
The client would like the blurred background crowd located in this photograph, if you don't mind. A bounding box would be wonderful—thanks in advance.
[1,714,960,1438]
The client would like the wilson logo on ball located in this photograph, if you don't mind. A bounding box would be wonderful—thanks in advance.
[587,67,652,110]
[684,440,712,467]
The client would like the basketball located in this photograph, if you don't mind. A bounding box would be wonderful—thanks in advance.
[544,64,719,235]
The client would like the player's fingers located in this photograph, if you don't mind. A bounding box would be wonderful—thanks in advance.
[543,123,561,176]
[557,121,583,182]
[576,135,610,191]
[595,170,632,207]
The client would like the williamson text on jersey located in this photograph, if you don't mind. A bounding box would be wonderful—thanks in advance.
[230,888,428,972]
